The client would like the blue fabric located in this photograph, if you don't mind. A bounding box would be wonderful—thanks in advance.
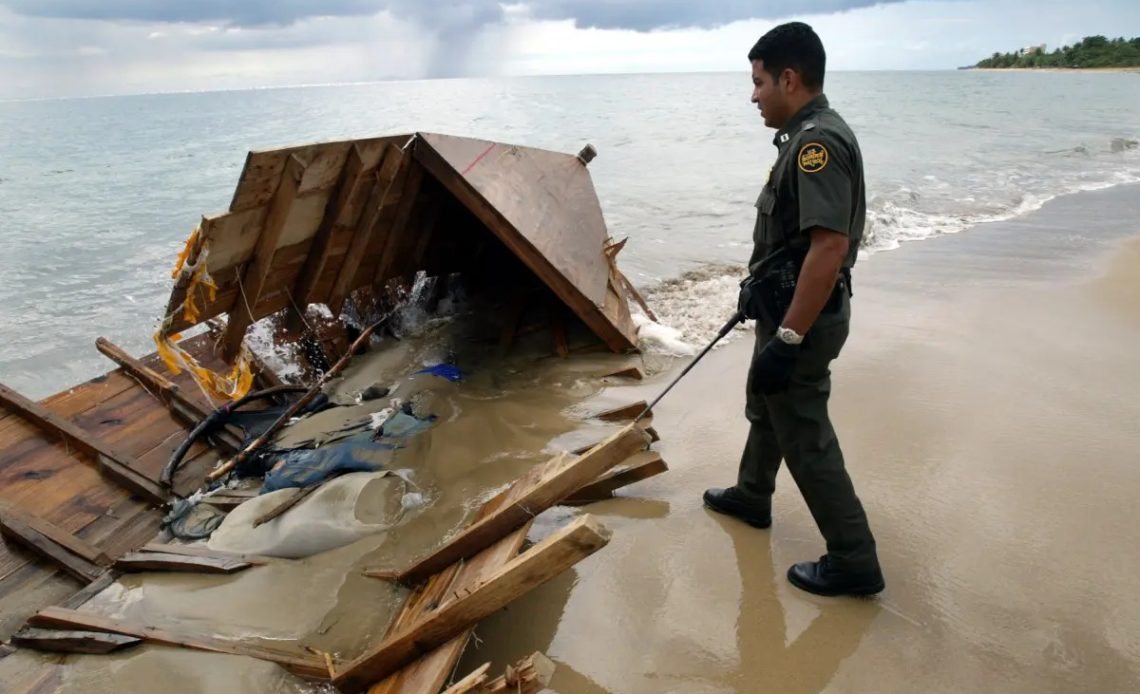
[261,435,383,493]
[416,364,463,382]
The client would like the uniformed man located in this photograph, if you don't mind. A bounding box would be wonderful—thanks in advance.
[703,22,885,597]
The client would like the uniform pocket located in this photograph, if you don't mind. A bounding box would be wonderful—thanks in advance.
[754,185,781,247]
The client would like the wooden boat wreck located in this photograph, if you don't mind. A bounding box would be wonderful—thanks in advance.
[0,132,667,692]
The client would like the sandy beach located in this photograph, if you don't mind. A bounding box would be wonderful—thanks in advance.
[448,183,1140,693]
[1,182,1138,693]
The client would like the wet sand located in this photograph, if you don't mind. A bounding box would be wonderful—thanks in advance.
[3,185,1139,692]
[453,185,1140,693]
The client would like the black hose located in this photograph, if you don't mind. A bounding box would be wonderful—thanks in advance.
[161,385,308,487]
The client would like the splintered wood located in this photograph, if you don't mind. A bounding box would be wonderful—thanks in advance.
[395,424,648,585]
[334,516,610,692]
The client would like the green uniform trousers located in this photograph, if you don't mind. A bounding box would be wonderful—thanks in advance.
[736,293,880,572]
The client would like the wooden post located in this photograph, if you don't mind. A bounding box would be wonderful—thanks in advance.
[333,515,610,693]
[0,382,167,505]
[95,337,242,453]
[396,424,648,585]
[222,154,306,361]
[28,607,330,680]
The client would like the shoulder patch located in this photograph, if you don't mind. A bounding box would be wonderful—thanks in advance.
[798,142,828,174]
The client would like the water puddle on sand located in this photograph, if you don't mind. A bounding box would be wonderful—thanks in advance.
[0,306,674,693]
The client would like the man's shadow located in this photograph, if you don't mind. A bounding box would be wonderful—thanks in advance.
[685,513,881,693]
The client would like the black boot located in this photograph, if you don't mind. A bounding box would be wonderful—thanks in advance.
[787,555,885,597]
[702,487,771,528]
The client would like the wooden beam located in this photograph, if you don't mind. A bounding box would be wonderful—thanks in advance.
[0,501,110,566]
[95,337,242,454]
[28,607,330,680]
[328,145,408,315]
[371,162,425,288]
[0,382,167,504]
[114,550,252,575]
[333,515,611,693]
[562,451,669,505]
[222,154,307,361]
[0,511,104,583]
[12,627,141,655]
[60,571,118,609]
[616,269,658,322]
[286,144,369,331]
[396,424,648,585]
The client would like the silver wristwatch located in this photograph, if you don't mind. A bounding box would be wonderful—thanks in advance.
[777,326,804,345]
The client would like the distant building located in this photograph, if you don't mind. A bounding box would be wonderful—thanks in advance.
[1020,44,1046,56]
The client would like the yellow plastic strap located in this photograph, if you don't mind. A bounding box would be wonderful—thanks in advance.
[153,331,254,403]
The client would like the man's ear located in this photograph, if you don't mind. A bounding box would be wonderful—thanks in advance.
[781,68,798,93]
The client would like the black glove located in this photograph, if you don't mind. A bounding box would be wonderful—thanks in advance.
[738,275,764,321]
[751,335,799,394]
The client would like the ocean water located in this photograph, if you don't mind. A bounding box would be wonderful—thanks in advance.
[1,71,1138,397]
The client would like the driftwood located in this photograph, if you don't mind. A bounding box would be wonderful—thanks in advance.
[395,424,648,585]
[333,515,610,692]
[0,382,167,504]
[12,627,141,654]
[28,607,330,680]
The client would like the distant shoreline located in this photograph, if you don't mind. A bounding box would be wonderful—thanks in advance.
[968,66,1140,73]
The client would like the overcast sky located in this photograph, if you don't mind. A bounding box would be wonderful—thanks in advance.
[1,0,1138,99]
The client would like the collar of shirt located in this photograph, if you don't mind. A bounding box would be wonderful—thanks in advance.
[773,93,830,148]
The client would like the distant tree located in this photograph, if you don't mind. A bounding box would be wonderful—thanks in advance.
[975,35,1140,68]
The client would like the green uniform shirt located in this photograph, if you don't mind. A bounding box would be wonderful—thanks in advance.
[749,94,866,274]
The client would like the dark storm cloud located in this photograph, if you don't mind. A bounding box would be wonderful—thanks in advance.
[0,0,907,30]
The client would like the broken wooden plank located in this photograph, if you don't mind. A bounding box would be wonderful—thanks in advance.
[0,382,168,505]
[593,400,649,422]
[396,424,648,585]
[478,653,556,694]
[617,270,658,322]
[137,543,274,566]
[602,366,645,381]
[441,663,491,694]
[222,154,307,361]
[0,510,104,583]
[12,627,142,654]
[334,515,611,693]
[253,484,320,528]
[28,607,330,680]
[562,451,669,505]
[60,571,119,609]
[95,337,242,454]
[329,145,407,315]
[200,488,259,511]
[114,550,252,575]
[0,501,110,566]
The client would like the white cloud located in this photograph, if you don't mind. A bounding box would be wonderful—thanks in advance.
[1,0,1138,100]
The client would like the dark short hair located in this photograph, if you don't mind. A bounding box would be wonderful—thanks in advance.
[748,22,826,90]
